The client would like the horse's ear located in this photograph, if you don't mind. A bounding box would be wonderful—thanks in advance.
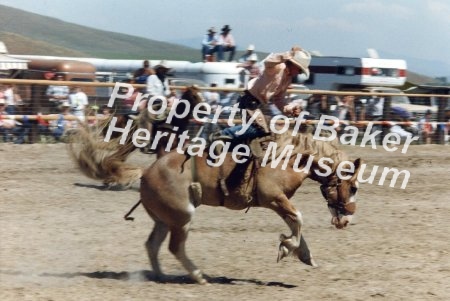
[352,158,362,181]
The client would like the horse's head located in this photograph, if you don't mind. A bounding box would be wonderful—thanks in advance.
[321,158,362,229]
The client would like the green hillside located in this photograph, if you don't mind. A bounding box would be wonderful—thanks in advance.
[0,32,88,57]
[0,4,200,61]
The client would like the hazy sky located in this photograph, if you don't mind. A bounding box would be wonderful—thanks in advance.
[1,0,449,75]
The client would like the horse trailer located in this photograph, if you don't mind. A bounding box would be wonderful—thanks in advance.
[302,56,407,91]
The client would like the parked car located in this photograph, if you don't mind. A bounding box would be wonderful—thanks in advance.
[404,85,450,112]
[361,87,437,120]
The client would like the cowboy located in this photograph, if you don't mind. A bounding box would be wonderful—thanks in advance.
[201,27,221,62]
[237,53,261,81]
[140,61,175,153]
[211,46,311,144]
[218,25,236,62]
[239,44,258,63]
[145,60,174,100]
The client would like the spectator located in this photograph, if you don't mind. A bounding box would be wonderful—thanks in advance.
[44,68,57,80]
[146,61,173,97]
[445,108,450,144]
[239,44,258,63]
[219,83,240,108]
[389,107,418,142]
[48,102,77,142]
[203,82,221,111]
[133,60,154,91]
[123,85,140,110]
[142,61,175,111]
[46,74,69,113]
[364,94,384,120]
[68,86,89,121]
[353,97,367,122]
[99,104,113,118]
[418,109,435,144]
[3,84,17,115]
[336,95,356,122]
[84,105,113,128]
[305,94,328,119]
[201,27,221,62]
[0,98,15,142]
[335,95,356,136]
[218,25,236,62]
[85,105,99,126]
[237,53,261,81]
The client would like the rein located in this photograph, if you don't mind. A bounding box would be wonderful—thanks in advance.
[123,199,142,221]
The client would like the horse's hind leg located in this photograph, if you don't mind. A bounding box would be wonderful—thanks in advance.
[169,224,207,284]
[145,220,169,280]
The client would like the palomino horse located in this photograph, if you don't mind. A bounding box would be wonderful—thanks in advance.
[137,129,361,284]
[68,85,204,188]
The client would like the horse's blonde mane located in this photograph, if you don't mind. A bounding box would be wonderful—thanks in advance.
[272,126,346,170]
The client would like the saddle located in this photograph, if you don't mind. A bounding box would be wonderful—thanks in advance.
[208,134,275,206]
[248,134,275,159]
[196,155,260,208]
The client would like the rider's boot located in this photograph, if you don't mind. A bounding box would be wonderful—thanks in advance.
[208,130,233,144]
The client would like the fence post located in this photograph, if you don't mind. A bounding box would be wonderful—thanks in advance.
[381,96,392,143]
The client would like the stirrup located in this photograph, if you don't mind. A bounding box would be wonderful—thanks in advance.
[140,146,155,154]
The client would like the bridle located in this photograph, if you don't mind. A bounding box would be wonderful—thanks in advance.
[320,178,348,215]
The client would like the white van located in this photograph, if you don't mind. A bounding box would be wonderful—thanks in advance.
[361,87,437,119]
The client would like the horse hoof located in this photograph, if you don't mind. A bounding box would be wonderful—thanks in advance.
[198,278,208,285]
[277,245,289,262]
[279,234,288,242]
[191,269,208,285]
[298,253,318,267]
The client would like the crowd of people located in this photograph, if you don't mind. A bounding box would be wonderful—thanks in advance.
[298,93,450,144]
[2,72,448,145]
[0,84,25,143]
[1,26,448,145]
[0,74,105,143]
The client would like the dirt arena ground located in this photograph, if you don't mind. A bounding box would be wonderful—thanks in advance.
[1,142,449,300]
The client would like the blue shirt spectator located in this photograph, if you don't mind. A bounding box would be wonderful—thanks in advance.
[202,27,221,62]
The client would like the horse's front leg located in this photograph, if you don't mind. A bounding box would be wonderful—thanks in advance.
[267,194,317,266]
[267,194,302,259]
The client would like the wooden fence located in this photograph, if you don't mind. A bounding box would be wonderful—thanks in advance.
[1,78,449,144]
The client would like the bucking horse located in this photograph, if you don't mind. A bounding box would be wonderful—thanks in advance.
[69,105,362,283]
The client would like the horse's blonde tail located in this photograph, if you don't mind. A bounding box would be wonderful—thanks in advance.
[67,121,142,188]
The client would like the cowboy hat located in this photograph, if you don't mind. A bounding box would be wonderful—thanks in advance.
[153,60,171,70]
[208,27,217,33]
[248,53,258,61]
[221,25,231,32]
[288,48,311,78]
[247,44,255,51]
